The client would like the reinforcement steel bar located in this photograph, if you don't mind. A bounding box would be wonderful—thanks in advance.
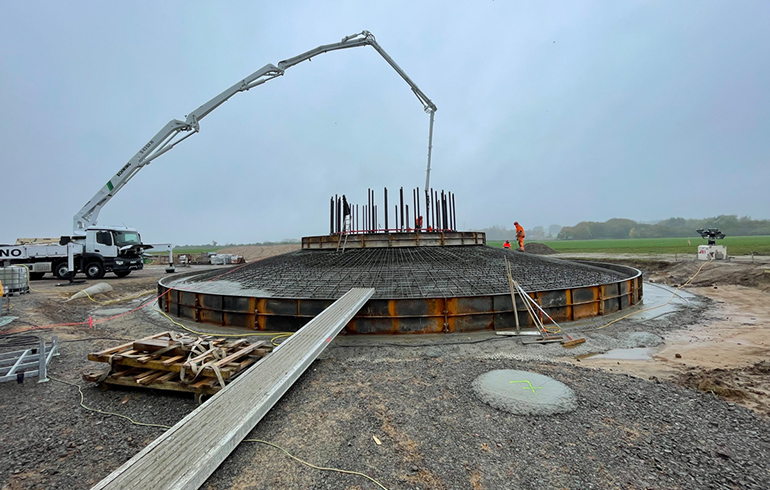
[442,191,447,231]
[434,189,439,230]
[329,186,458,234]
[336,196,341,234]
[406,205,410,231]
[384,187,388,231]
[394,204,398,231]
[93,288,375,490]
[416,187,421,228]
[451,193,456,230]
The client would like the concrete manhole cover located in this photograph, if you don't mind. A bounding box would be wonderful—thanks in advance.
[472,369,577,415]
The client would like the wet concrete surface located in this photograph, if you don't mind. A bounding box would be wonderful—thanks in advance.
[472,369,577,415]
[586,347,654,360]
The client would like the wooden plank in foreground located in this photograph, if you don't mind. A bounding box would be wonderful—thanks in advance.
[91,287,374,490]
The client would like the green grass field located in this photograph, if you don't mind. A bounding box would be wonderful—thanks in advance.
[487,236,770,255]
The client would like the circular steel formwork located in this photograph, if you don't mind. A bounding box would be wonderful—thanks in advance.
[158,233,643,334]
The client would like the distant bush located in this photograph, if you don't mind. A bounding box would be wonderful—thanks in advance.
[557,215,770,240]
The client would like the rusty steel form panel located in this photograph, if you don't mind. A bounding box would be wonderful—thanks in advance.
[302,231,486,250]
[158,269,643,334]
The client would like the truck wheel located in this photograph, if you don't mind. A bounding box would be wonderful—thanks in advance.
[84,261,105,279]
[114,271,131,278]
[54,262,70,279]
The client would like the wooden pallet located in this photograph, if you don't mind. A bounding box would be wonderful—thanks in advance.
[83,331,272,401]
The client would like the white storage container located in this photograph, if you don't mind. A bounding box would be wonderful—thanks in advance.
[0,266,30,296]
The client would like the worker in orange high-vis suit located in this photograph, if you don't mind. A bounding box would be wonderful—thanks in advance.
[503,240,511,249]
[514,221,525,251]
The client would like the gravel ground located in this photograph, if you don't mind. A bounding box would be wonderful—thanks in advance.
[1,263,769,489]
[210,354,770,490]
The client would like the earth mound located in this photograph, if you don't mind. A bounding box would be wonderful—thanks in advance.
[524,242,557,255]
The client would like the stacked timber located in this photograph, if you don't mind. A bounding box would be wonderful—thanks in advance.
[83,331,272,401]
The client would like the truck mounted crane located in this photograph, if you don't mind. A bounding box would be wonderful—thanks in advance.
[1,30,436,281]
[73,30,437,236]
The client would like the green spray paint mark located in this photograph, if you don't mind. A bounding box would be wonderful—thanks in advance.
[509,380,542,394]
[107,181,114,191]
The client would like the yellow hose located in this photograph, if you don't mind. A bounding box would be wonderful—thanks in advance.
[594,256,714,330]
[50,375,389,489]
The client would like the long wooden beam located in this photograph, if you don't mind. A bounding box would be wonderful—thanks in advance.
[92,287,375,490]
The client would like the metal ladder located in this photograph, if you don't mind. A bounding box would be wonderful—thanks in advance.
[0,337,59,383]
[336,214,352,253]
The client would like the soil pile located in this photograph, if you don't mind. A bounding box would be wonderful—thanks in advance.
[675,361,770,416]
[523,242,557,255]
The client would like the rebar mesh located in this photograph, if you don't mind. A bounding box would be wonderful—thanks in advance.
[177,246,629,300]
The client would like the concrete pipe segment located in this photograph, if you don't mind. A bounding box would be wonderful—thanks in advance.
[158,232,642,334]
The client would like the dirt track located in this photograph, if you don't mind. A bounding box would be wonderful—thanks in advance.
[215,244,300,262]
[566,257,770,416]
[1,248,770,489]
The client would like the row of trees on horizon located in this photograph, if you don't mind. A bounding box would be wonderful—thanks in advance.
[556,215,770,240]
[480,215,770,241]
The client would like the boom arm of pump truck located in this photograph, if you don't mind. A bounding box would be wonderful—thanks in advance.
[72,30,437,236]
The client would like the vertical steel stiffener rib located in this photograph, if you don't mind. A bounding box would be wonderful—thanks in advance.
[92,288,375,490]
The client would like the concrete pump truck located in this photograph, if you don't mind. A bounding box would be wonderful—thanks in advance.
[0,30,436,280]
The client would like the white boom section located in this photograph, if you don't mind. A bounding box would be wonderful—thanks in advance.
[73,30,437,235]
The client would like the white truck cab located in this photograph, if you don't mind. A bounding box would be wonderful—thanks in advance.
[79,226,147,279]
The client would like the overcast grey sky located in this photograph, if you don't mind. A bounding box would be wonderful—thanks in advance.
[2,1,768,245]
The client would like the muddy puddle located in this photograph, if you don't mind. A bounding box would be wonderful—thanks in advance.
[579,347,655,361]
